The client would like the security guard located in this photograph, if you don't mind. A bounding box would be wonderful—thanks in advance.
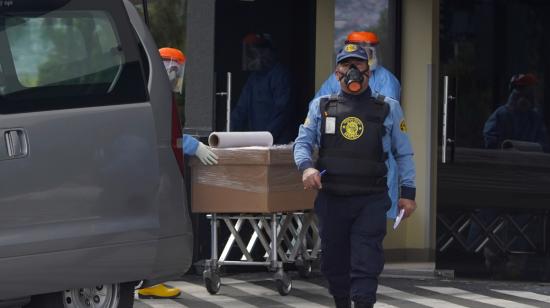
[313,32,403,222]
[293,44,416,308]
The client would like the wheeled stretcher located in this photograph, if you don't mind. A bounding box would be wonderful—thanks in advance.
[190,146,318,295]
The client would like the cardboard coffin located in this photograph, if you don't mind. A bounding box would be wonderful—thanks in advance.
[190,145,316,213]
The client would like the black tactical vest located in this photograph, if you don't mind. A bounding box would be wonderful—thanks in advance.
[317,94,389,196]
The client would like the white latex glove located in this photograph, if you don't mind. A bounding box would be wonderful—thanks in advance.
[195,142,218,165]
[302,168,322,190]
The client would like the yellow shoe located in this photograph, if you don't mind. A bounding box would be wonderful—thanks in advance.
[137,284,181,299]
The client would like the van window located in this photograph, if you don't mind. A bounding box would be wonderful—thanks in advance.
[6,12,122,89]
[0,9,148,114]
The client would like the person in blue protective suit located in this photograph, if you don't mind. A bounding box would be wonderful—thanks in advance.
[231,33,294,144]
[473,73,549,277]
[483,73,549,152]
[293,44,416,308]
[315,31,400,101]
[137,48,218,299]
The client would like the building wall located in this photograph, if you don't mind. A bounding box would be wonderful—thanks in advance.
[384,0,438,261]
[315,0,335,91]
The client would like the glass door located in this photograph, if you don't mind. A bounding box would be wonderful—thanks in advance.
[436,0,550,281]
[185,0,316,263]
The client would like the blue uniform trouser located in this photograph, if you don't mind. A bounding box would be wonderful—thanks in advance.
[314,191,390,304]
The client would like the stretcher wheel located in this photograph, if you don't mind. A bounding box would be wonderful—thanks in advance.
[275,273,292,296]
[203,270,221,295]
[205,275,221,295]
[297,260,312,278]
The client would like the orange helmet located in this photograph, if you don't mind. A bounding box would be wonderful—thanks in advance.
[346,31,380,46]
[243,33,263,45]
[242,32,273,48]
[159,47,186,94]
[510,73,538,88]
[159,47,186,64]
[509,73,538,92]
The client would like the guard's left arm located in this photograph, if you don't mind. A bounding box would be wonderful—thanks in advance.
[389,102,417,218]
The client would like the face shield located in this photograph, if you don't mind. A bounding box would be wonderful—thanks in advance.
[242,45,276,71]
[509,87,536,112]
[242,33,276,71]
[162,59,185,94]
[507,73,538,112]
[242,44,261,71]
[362,44,378,71]
[159,47,186,94]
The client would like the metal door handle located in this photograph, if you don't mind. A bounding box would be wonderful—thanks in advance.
[4,129,28,158]
[215,72,232,132]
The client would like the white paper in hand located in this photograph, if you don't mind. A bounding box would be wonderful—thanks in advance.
[393,209,405,230]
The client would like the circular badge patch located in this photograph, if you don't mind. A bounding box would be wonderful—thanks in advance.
[340,117,364,140]
[344,44,358,52]
[400,119,407,132]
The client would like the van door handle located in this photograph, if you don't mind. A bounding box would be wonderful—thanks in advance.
[4,129,28,158]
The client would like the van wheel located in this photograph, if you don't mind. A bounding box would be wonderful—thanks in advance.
[24,282,135,308]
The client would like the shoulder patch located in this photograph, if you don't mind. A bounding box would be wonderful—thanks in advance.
[399,119,407,132]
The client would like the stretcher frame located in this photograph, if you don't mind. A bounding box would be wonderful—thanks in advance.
[202,210,321,296]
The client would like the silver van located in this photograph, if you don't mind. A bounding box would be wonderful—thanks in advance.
[0,0,192,306]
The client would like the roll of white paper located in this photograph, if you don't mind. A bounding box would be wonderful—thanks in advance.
[208,131,274,148]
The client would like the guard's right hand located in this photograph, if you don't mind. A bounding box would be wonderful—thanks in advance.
[302,168,322,190]
[398,198,417,219]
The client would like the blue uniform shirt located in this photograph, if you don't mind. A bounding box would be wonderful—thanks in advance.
[315,66,401,101]
[182,134,199,156]
[294,92,416,219]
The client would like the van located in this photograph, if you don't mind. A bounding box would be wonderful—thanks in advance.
[0,0,192,306]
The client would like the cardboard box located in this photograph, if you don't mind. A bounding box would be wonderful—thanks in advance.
[190,146,316,213]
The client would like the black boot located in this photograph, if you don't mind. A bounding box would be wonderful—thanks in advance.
[353,301,374,308]
[333,296,351,308]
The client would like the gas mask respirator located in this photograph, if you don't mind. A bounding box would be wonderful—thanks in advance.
[341,64,368,93]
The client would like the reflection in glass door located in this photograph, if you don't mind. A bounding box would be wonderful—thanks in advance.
[436,0,550,281]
